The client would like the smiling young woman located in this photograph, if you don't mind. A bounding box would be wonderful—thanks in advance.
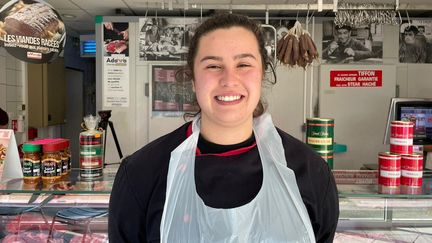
[109,13,339,243]
[193,26,263,145]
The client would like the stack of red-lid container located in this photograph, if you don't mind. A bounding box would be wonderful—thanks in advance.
[379,121,423,194]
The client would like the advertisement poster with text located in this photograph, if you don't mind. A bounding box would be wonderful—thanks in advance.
[330,70,382,88]
[0,0,66,63]
[103,55,129,107]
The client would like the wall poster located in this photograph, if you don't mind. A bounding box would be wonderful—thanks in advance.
[138,17,294,64]
[322,21,383,64]
[151,65,198,117]
[103,55,129,107]
[103,22,129,107]
[0,0,66,63]
[139,17,200,61]
[103,22,129,56]
[399,19,432,63]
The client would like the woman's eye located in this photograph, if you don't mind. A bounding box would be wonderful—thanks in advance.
[206,65,221,69]
[238,63,251,68]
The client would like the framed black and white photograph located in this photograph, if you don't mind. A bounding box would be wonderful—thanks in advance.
[322,21,383,64]
[399,19,432,63]
[139,17,201,61]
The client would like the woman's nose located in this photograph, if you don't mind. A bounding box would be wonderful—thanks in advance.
[220,68,239,87]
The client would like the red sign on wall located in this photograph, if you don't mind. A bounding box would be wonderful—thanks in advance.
[330,70,382,87]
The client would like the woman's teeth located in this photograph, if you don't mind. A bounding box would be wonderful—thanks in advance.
[216,95,241,102]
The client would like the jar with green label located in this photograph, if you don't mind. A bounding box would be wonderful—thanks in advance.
[22,143,42,184]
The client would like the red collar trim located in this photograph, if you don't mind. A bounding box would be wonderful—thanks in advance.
[186,123,256,157]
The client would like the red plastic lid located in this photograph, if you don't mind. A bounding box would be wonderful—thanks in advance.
[42,141,63,152]
[31,138,60,145]
[54,138,67,149]
[32,138,69,150]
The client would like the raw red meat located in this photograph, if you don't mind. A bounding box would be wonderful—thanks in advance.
[105,40,127,54]
[2,231,62,243]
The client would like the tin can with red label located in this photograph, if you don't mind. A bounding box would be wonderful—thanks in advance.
[390,121,414,154]
[378,152,401,194]
[401,153,423,187]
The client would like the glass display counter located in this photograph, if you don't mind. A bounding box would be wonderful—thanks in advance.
[0,169,113,242]
[2,169,432,242]
[336,174,432,242]
[0,169,114,194]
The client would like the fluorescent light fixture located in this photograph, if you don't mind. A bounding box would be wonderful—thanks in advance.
[61,13,76,19]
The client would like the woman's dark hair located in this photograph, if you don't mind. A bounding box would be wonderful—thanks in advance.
[0,108,8,126]
[178,13,276,119]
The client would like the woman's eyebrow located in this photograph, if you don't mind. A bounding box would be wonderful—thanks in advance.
[234,53,257,60]
[200,56,222,63]
[200,53,257,63]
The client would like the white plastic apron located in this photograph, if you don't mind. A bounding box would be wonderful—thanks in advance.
[160,113,315,243]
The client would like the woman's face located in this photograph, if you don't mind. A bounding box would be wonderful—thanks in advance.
[193,26,263,129]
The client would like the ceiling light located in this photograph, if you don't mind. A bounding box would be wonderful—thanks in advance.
[61,14,76,19]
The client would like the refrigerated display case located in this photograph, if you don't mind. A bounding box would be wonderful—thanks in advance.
[336,175,432,242]
[0,169,113,242]
[2,169,432,242]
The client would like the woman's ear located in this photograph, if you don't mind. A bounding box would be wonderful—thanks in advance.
[192,80,196,92]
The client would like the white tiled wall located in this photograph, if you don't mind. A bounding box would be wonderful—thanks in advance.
[0,47,61,143]
[0,47,26,143]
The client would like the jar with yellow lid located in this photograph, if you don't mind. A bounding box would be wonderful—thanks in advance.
[22,143,41,184]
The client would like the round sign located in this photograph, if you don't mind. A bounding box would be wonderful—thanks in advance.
[0,0,66,63]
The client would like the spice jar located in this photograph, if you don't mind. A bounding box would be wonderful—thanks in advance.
[64,139,71,173]
[42,142,62,184]
[22,143,41,184]
[57,139,69,177]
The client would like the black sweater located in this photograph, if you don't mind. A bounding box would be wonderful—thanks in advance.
[108,122,339,242]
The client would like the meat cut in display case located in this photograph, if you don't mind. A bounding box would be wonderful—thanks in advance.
[0,169,113,242]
